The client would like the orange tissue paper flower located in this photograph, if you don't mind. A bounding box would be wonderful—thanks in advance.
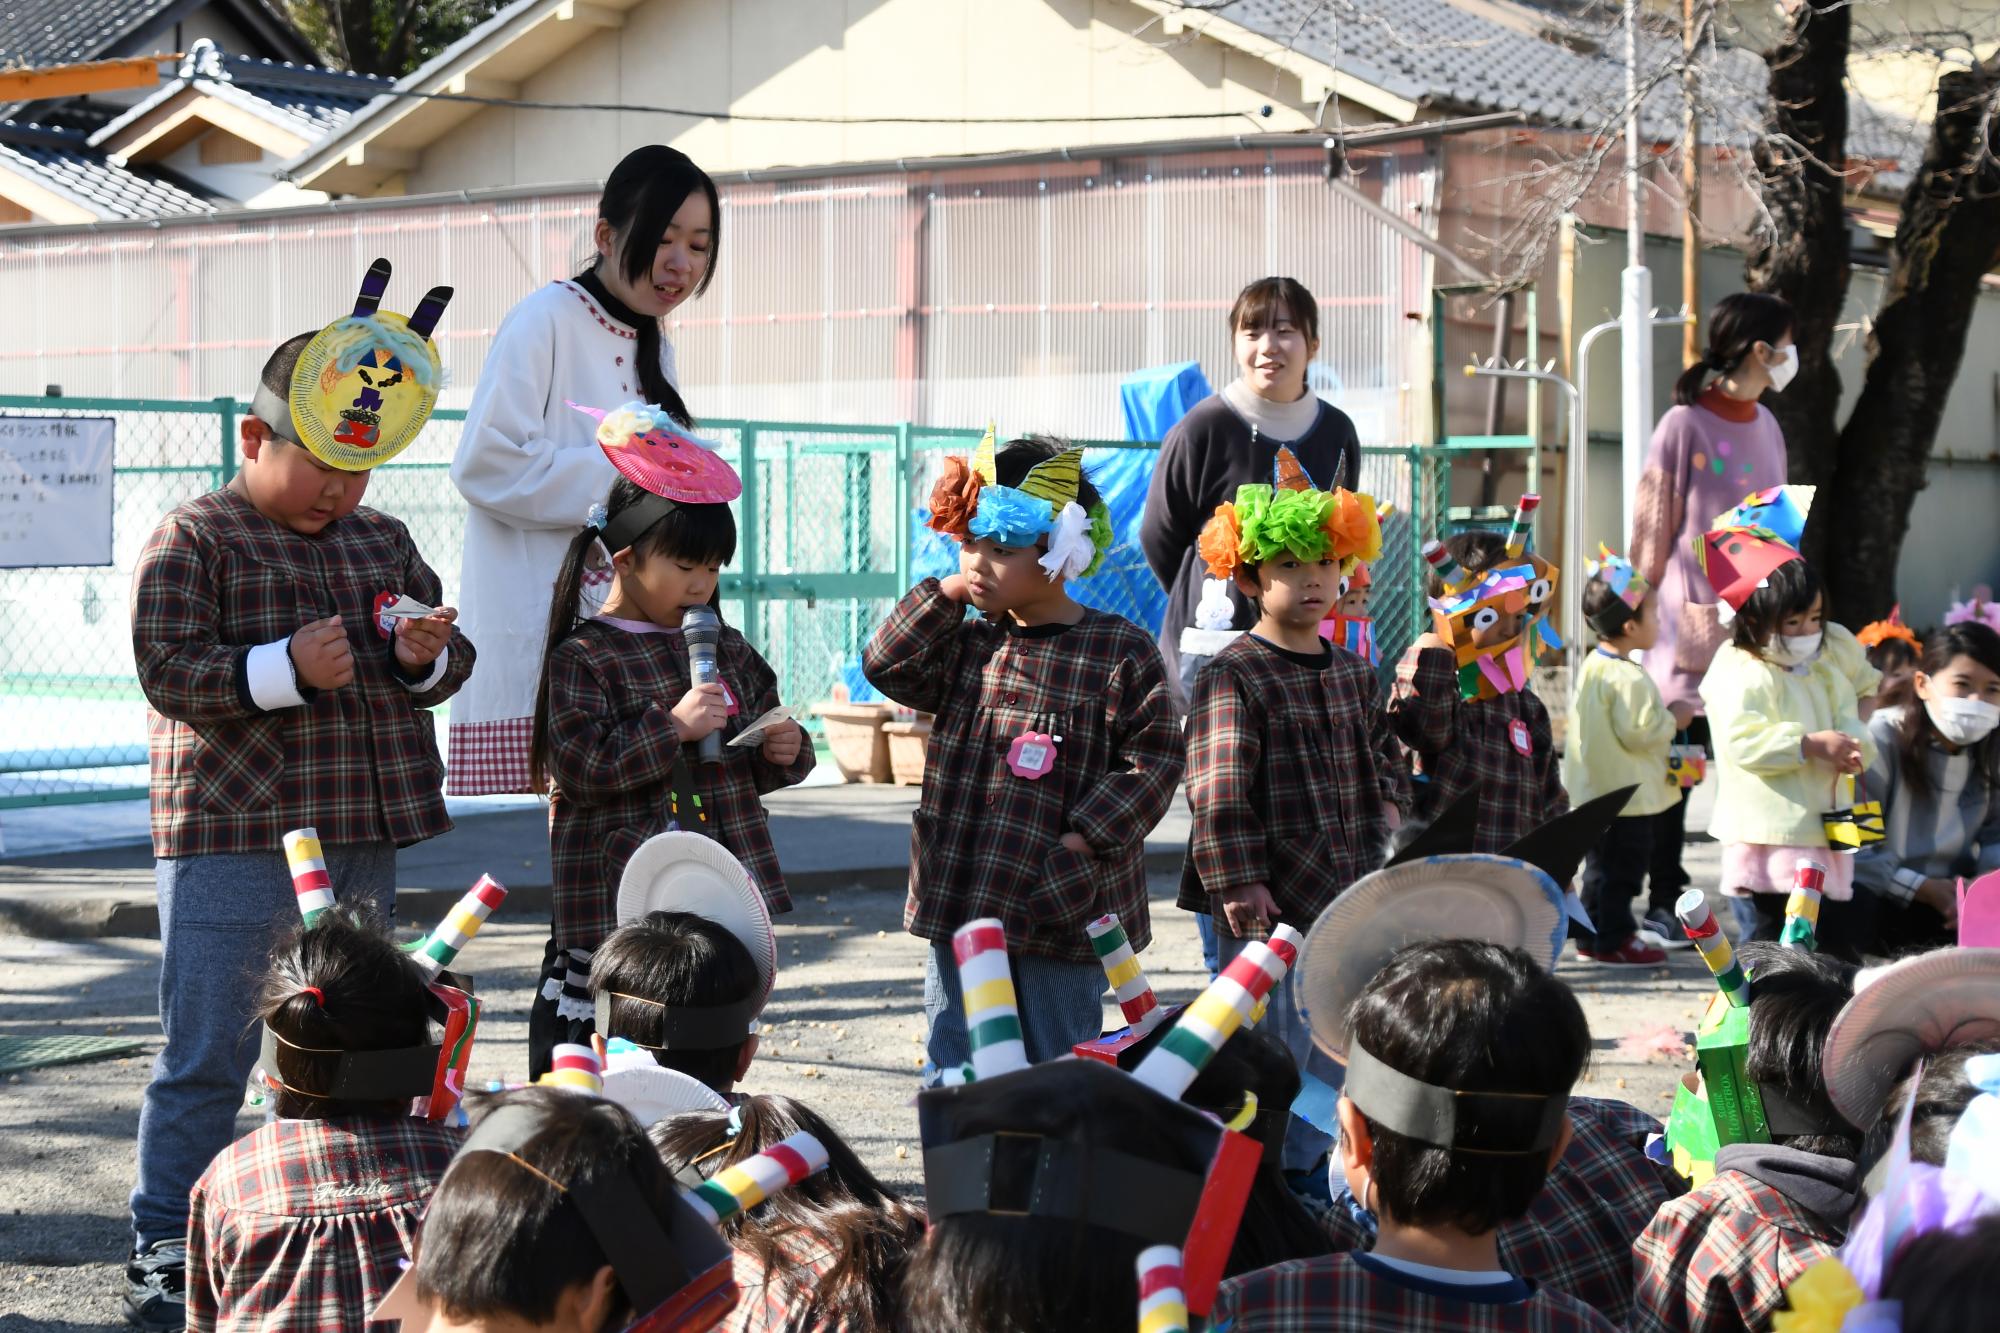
[1199,503,1244,579]
[1325,488,1384,565]
[927,456,984,537]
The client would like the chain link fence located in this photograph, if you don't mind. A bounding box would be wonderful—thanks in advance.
[1,396,1489,807]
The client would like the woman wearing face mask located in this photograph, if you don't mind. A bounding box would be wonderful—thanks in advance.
[447,145,720,795]
[1627,292,1798,947]
[1853,622,2000,953]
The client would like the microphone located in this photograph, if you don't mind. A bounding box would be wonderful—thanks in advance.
[681,605,724,765]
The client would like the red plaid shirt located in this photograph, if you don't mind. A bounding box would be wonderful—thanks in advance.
[1318,1098,1687,1326]
[1214,1251,1618,1332]
[1388,645,1567,851]
[544,618,811,951]
[185,1115,461,1332]
[721,1242,838,1333]
[1180,635,1408,934]
[861,580,1184,964]
[133,489,473,857]
[1629,1167,1845,1333]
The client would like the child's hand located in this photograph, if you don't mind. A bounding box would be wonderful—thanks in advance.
[1381,801,1403,833]
[1669,701,1698,730]
[394,607,457,671]
[670,684,731,742]
[1803,729,1863,772]
[1219,883,1280,938]
[1915,877,1960,928]
[939,573,972,604]
[1057,831,1096,858]
[760,720,805,766]
[289,616,354,690]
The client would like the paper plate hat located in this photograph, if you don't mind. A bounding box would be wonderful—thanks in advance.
[1424,495,1562,701]
[373,1092,830,1333]
[1698,484,1814,614]
[1856,605,1921,654]
[602,1043,732,1127]
[604,832,777,1049]
[1197,446,1383,582]
[268,828,504,1122]
[925,424,1114,581]
[251,258,452,471]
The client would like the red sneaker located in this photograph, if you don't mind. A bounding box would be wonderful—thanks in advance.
[1577,937,1668,967]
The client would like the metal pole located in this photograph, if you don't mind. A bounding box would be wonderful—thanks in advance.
[1681,0,1704,367]
[1621,0,1655,545]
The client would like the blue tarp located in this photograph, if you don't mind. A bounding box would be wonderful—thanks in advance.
[1120,360,1212,444]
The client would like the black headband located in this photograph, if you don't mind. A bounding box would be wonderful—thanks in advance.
[923,1132,1204,1245]
[259,1025,441,1101]
[600,492,680,554]
[1344,1041,1569,1157]
[594,989,761,1052]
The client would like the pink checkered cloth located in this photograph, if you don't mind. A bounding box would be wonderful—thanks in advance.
[1720,843,1855,900]
[446,716,536,795]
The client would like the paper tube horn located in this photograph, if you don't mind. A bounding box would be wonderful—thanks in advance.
[411,874,508,978]
[1136,1245,1191,1333]
[1504,493,1541,559]
[954,919,1029,1082]
[1782,861,1826,954]
[681,1130,831,1228]
[540,1043,603,1095]
[1422,539,1469,593]
[1131,925,1300,1102]
[1678,890,1750,1008]
[284,828,336,926]
[1088,913,1165,1039]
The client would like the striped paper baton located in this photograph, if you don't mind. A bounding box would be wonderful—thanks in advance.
[541,1043,603,1095]
[1136,1245,1190,1333]
[1504,493,1542,559]
[1247,923,1306,1029]
[1782,861,1826,953]
[681,1130,830,1228]
[954,918,1029,1081]
[1422,539,1468,592]
[411,874,508,978]
[1676,889,1750,1008]
[1087,913,1165,1038]
[283,828,335,926]
[1132,937,1294,1102]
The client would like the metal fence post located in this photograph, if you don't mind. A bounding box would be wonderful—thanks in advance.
[216,396,239,484]
[739,425,762,636]
[893,422,913,592]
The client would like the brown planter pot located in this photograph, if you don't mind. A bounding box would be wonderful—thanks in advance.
[882,719,933,787]
[811,701,895,783]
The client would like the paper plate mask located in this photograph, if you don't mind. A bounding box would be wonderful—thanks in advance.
[1698,484,1814,613]
[1197,446,1382,582]
[602,1045,732,1127]
[571,400,742,505]
[925,424,1114,581]
[276,258,452,471]
[1424,495,1562,701]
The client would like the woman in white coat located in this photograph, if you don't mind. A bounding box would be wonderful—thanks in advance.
[448,145,720,793]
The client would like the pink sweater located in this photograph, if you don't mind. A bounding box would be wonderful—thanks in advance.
[1628,391,1788,711]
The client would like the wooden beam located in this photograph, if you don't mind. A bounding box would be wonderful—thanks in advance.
[344,144,419,172]
[447,74,520,99]
[0,55,166,102]
[555,1,625,30]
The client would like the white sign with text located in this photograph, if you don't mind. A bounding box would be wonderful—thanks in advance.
[0,416,115,568]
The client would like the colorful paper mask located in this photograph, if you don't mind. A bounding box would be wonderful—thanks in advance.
[925,424,1113,581]
[571,401,742,504]
[1423,495,1561,701]
[1698,485,1814,613]
[1197,447,1382,582]
[273,258,452,471]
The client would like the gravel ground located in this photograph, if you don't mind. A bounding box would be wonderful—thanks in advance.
[0,866,1717,1330]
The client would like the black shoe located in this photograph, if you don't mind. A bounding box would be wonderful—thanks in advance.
[1640,907,1695,950]
[124,1237,187,1331]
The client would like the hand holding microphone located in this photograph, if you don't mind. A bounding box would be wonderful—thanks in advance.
[681,605,726,765]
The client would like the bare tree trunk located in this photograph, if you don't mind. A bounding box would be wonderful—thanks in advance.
[1821,57,2000,622]
[1743,0,1850,571]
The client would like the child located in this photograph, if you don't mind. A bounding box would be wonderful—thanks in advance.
[1856,607,1922,713]
[863,432,1183,1072]
[1698,519,1873,952]
[186,908,464,1332]
[592,911,762,1096]
[651,1095,926,1333]
[1389,504,1568,853]
[1562,547,1680,966]
[529,402,812,1077]
[1181,452,1405,1178]
[1632,942,1862,1333]
[1321,557,1379,665]
[1212,939,1613,1331]
[126,264,473,1329]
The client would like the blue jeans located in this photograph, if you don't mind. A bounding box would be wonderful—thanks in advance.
[131,843,395,1246]
[923,941,1105,1083]
[1196,911,1221,981]
[1219,930,1343,1173]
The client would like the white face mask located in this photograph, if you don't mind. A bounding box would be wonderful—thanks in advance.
[1766,631,1822,667]
[1765,343,1799,393]
[1926,694,2000,746]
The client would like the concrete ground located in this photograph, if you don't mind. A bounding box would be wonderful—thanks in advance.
[0,783,1721,1331]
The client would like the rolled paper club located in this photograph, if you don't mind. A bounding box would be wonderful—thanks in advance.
[1676,889,1750,1007]
[1504,493,1542,558]
[953,918,1028,1081]
[412,874,508,977]
[542,1043,603,1095]
[1087,913,1164,1038]
[1782,861,1826,953]
[283,828,336,926]
[1267,922,1305,969]
[1132,939,1293,1101]
[1422,539,1468,592]
[682,1130,830,1228]
[1136,1245,1190,1333]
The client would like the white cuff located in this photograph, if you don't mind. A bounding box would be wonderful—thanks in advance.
[246,638,309,711]
[400,645,450,693]
[1891,867,1928,903]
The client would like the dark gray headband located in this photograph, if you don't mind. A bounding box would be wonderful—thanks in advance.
[923,1132,1204,1245]
[258,1025,440,1101]
[1344,1041,1569,1156]
[593,989,762,1052]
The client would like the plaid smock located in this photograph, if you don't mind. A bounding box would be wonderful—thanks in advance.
[1389,645,1567,851]
[721,1241,838,1333]
[1629,1168,1844,1333]
[133,489,474,858]
[1318,1097,1687,1327]
[544,617,811,951]
[1213,1251,1618,1332]
[1179,635,1408,935]
[185,1115,461,1332]
[861,579,1184,964]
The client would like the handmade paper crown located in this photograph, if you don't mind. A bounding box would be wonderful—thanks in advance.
[251,258,452,471]
[1197,447,1382,581]
[1855,605,1921,654]
[1698,484,1814,613]
[1423,494,1562,701]
[926,424,1113,581]
[1583,543,1649,636]
[268,827,505,1123]
[1943,585,2000,633]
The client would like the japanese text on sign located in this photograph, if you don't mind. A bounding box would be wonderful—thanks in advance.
[0,416,115,568]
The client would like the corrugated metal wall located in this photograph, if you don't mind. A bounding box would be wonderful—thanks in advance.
[0,143,1435,441]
